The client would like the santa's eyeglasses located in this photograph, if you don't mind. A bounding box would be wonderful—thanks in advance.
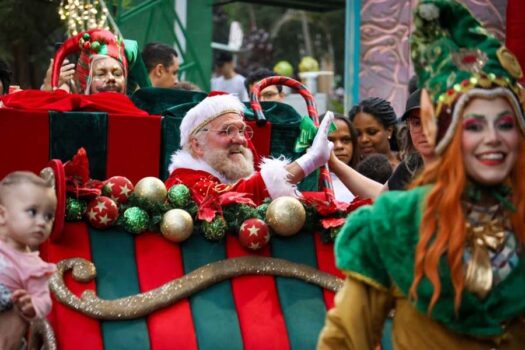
[202,124,254,140]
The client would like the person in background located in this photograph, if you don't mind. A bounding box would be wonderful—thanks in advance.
[244,68,285,102]
[325,113,360,202]
[387,88,436,190]
[51,28,144,95]
[142,42,180,88]
[355,154,392,184]
[211,51,249,101]
[0,59,11,95]
[349,97,400,169]
[0,171,57,350]
[318,0,525,347]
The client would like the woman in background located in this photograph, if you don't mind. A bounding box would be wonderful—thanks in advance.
[349,97,400,169]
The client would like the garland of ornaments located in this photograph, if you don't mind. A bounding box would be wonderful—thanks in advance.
[65,175,353,251]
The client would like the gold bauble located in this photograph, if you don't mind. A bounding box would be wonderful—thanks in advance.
[134,177,167,204]
[160,209,194,242]
[266,196,306,236]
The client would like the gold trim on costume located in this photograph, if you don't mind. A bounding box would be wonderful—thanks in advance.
[190,109,242,137]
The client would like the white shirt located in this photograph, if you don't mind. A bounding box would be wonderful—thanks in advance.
[330,172,355,203]
[211,74,249,101]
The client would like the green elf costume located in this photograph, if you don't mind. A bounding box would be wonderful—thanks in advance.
[318,0,525,349]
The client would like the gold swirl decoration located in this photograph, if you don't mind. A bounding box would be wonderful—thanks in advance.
[28,319,57,350]
[50,256,344,320]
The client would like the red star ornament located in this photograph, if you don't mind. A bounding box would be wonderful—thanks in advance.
[102,176,134,204]
[238,218,270,251]
[86,196,119,229]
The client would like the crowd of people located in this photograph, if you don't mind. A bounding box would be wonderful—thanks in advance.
[1,0,525,348]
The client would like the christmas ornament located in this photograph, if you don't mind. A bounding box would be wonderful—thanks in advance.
[239,218,270,251]
[122,207,150,234]
[86,196,119,229]
[299,56,319,72]
[134,177,167,205]
[160,209,193,243]
[167,184,191,208]
[266,196,306,236]
[65,197,87,221]
[202,216,227,241]
[273,60,294,77]
[102,176,134,204]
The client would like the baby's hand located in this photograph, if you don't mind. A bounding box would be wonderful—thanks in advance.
[11,289,36,319]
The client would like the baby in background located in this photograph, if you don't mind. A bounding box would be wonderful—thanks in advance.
[0,171,57,350]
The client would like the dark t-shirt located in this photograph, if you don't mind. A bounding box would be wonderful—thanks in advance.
[387,154,423,191]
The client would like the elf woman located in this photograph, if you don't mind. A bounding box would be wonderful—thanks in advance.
[318,0,525,348]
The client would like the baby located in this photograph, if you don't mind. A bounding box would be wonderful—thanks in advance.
[0,171,57,349]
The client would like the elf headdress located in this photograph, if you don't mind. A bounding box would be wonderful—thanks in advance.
[411,0,525,154]
[52,28,141,94]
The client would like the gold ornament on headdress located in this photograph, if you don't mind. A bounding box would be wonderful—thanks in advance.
[497,47,523,80]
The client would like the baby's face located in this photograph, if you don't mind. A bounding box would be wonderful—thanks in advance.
[0,182,56,251]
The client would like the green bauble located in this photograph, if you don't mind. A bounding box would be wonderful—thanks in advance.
[256,203,269,220]
[167,184,191,208]
[65,197,87,221]
[122,207,150,234]
[202,216,227,241]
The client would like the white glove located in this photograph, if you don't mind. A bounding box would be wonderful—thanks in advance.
[295,111,334,177]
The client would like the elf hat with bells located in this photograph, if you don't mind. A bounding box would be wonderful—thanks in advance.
[51,28,139,94]
[411,0,525,154]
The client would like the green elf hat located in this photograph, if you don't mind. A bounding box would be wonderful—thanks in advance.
[52,28,150,94]
[411,0,525,154]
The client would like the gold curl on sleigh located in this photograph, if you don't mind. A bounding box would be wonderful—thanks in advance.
[28,319,57,350]
[50,256,344,320]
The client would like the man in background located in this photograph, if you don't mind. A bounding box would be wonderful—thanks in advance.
[244,68,285,102]
[211,52,248,101]
[142,42,180,88]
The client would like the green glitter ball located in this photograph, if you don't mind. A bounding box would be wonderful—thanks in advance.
[256,203,269,220]
[202,216,227,241]
[122,207,150,234]
[65,197,87,221]
[167,184,191,208]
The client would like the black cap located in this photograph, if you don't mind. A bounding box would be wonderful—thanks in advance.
[400,89,421,121]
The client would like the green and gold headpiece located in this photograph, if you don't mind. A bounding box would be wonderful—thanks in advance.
[411,0,525,154]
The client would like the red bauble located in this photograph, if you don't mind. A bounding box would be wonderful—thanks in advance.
[102,176,134,204]
[238,218,270,251]
[86,196,119,229]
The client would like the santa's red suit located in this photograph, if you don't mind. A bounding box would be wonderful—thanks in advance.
[165,150,297,205]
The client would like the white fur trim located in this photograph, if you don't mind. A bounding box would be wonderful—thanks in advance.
[168,150,230,183]
[436,87,525,154]
[259,156,299,199]
[179,94,245,147]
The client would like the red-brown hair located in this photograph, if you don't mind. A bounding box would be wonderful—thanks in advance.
[409,120,525,313]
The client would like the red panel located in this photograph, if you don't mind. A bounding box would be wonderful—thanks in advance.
[43,222,103,350]
[106,114,162,183]
[314,233,343,309]
[506,0,525,83]
[247,120,272,159]
[226,235,290,350]
[134,233,198,350]
[0,109,49,179]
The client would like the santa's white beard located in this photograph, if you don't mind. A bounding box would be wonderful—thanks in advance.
[203,144,255,182]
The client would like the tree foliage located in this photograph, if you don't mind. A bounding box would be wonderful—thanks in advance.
[0,0,65,89]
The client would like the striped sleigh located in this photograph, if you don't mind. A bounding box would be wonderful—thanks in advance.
[0,78,346,350]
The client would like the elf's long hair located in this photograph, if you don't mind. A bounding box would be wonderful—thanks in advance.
[408,108,525,313]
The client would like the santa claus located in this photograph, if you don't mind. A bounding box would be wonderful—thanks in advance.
[165,94,333,205]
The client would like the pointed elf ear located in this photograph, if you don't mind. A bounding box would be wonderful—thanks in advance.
[420,88,437,148]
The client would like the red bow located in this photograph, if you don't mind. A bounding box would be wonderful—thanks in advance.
[198,191,256,222]
[64,148,103,199]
